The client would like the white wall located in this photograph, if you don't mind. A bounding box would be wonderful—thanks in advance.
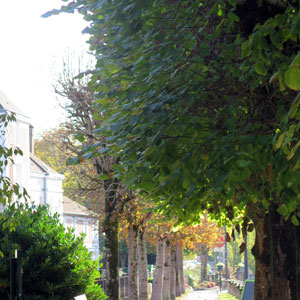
[6,119,30,189]
[64,214,99,260]
[29,173,64,221]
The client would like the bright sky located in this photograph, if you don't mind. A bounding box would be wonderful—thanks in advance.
[0,1,90,135]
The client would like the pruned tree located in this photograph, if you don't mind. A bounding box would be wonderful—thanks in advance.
[38,55,132,299]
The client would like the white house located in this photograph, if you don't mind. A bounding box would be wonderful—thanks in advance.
[0,90,100,260]
[63,196,99,260]
[29,154,64,219]
[0,90,31,193]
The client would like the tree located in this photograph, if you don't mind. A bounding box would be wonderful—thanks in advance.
[34,125,97,204]
[120,197,153,300]
[44,1,300,299]
[37,58,131,299]
[152,236,165,300]
[0,204,106,300]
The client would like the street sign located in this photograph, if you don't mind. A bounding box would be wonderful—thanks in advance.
[215,237,225,248]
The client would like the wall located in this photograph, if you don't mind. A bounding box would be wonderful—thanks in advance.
[64,214,99,260]
[5,118,30,192]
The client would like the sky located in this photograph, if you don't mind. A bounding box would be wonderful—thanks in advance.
[0,1,91,135]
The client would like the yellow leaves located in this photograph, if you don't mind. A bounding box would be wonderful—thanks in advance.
[287,140,300,160]
[274,133,286,151]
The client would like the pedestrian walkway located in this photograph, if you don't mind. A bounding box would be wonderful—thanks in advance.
[182,288,227,300]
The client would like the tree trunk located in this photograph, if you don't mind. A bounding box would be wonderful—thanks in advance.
[152,238,165,300]
[104,208,119,300]
[252,204,300,300]
[175,244,181,297]
[120,253,127,268]
[200,244,209,282]
[170,245,176,300]
[176,243,185,294]
[103,179,122,300]
[138,227,148,300]
[162,241,170,300]
[128,224,138,300]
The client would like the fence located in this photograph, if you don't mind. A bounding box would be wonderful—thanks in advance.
[97,276,129,299]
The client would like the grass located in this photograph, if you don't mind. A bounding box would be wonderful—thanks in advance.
[218,293,238,300]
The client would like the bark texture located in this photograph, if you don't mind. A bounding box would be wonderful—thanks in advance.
[177,244,185,294]
[128,224,138,300]
[175,244,181,297]
[162,241,171,300]
[170,245,176,300]
[152,238,165,300]
[104,207,119,300]
[200,245,209,282]
[252,204,300,300]
[138,227,148,300]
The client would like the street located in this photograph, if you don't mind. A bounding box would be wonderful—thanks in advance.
[182,288,226,300]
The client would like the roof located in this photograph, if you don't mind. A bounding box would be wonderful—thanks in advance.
[63,196,97,218]
[30,154,64,178]
[0,90,28,117]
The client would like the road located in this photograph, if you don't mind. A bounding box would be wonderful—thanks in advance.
[182,288,226,300]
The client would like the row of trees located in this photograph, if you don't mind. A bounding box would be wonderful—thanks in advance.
[44,0,300,299]
[35,125,221,298]
[34,64,221,299]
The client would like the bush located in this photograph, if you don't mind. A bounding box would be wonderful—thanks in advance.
[187,274,196,288]
[0,204,107,300]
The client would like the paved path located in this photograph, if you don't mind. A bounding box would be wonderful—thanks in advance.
[182,288,226,300]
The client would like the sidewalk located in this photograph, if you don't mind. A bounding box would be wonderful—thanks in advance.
[181,288,227,300]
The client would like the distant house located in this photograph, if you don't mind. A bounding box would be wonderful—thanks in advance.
[63,196,99,260]
[0,90,32,193]
[0,90,100,260]
[29,154,64,220]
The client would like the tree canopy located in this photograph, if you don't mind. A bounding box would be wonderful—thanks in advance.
[45,0,300,225]
[44,1,300,298]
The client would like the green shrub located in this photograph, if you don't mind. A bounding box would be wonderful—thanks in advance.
[184,265,201,286]
[0,204,107,300]
[187,274,196,288]
[218,294,238,300]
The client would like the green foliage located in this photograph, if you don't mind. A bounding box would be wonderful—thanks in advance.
[218,294,238,300]
[187,273,196,288]
[43,0,300,227]
[228,230,255,275]
[34,125,103,211]
[184,265,201,288]
[0,204,106,300]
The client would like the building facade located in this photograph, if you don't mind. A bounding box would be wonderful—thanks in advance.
[0,90,99,260]
[63,196,99,260]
